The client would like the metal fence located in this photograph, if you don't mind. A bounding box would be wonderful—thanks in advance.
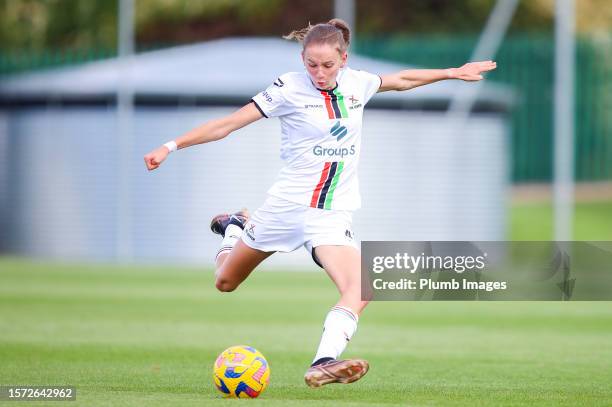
[1,34,610,182]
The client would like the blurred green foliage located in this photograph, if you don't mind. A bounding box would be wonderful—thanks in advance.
[356,0,551,34]
[0,0,117,50]
[1,0,608,51]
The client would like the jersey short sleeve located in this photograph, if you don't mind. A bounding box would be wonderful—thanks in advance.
[353,70,382,105]
[251,76,294,118]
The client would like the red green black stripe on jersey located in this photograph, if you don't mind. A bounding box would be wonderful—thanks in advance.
[320,88,349,119]
[310,161,345,209]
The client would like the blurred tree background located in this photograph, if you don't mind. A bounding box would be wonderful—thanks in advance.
[0,0,609,51]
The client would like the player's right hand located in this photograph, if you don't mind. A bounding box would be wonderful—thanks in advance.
[143,146,170,171]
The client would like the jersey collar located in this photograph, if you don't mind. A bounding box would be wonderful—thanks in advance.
[311,80,339,92]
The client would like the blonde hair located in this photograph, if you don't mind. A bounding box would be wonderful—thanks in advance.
[283,18,351,54]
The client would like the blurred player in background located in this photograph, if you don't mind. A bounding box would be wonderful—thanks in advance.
[144,18,495,387]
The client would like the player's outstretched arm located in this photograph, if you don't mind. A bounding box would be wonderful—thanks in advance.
[378,60,497,93]
[144,102,263,171]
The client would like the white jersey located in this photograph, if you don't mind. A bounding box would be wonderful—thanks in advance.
[251,67,381,211]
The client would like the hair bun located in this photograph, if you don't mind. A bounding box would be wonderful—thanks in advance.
[328,18,351,47]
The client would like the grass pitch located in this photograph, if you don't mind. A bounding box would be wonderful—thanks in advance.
[511,201,612,241]
[1,257,612,406]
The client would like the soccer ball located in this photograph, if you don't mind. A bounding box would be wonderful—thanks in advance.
[213,345,270,398]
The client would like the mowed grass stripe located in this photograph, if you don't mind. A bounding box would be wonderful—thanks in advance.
[1,258,612,406]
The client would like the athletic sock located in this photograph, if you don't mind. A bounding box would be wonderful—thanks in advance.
[311,356,335,367]
[312,305,359,364]
[215,224,243,261]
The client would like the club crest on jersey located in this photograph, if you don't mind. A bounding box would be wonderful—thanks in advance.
[330,121,348,141]
[245,223,256,241]
[348,95,362,109]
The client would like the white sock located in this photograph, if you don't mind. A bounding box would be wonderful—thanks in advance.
[215,224,243,262]
[313,305,359,363]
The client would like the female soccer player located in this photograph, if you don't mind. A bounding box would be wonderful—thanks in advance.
[144,19,496,388]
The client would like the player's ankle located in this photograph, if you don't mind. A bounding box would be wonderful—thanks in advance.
[311,357,335,367]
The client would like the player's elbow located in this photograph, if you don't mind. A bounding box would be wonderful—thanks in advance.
[215,278,237,292]
[205,118,232,142]
[396,81,414,92]
[210,127,231,142]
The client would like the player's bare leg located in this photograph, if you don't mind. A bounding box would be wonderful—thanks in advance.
[210,210,273,292]
[304,245,369,387]
[215,240,272,291]
[315,245,369,314]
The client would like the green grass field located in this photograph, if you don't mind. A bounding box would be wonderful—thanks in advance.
[511,201,612,240]
[1,257,612,406]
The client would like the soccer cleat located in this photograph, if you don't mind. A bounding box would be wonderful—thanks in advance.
[304,359,369,388]
[210,209,249,237]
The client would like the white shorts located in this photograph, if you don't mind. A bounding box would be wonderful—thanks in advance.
[241,195,358,265]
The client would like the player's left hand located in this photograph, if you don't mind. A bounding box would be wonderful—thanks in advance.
[451,61,497,81]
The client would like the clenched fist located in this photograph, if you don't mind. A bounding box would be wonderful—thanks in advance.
[144,145,171,171]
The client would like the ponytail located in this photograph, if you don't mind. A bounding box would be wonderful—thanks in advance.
[284,18,351,54]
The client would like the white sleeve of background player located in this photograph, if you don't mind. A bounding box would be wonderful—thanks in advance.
[251,78,294,118]
[355,70,382,105]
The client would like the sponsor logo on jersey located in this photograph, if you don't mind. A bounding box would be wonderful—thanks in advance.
[261,91,273,103]
[273,77,285,87]
[330,121,348,141]
[345,229,354,240]
[312,121,354,157]
[312,121,356,158]
[313,145,356,157]
[304,104,324,109]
